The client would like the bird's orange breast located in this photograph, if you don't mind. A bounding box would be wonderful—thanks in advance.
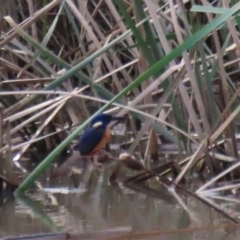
[89,127,111,155]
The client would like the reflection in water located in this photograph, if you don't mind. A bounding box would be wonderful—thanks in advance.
[0,168,239,239]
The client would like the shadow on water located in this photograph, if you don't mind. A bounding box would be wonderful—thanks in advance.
[1,162,240,240]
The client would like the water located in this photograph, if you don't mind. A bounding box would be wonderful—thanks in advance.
[1,166,240,240]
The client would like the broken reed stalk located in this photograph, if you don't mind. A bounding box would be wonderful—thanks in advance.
[164,179,239,223]
[123,156,194,183]
[196,160,240,193]
[123,161,174,183]
[122,155,238,222]
[200,183,240,194]
[126,175,238,223]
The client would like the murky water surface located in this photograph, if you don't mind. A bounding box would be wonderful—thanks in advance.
[1,160,240,239]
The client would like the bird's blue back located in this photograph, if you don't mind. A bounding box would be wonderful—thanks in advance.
[78,126,106,155]
[78,113,112,155]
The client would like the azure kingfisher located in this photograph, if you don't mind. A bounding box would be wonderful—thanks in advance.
[78,113,123,157]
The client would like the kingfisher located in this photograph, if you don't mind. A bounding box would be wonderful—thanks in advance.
[78,113,124,157]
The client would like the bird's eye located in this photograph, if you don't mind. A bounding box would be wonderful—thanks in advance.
[92,121,103,128]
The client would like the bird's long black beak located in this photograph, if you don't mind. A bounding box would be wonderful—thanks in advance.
[111,116,125,121]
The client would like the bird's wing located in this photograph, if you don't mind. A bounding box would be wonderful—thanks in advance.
[78,127,105,155]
